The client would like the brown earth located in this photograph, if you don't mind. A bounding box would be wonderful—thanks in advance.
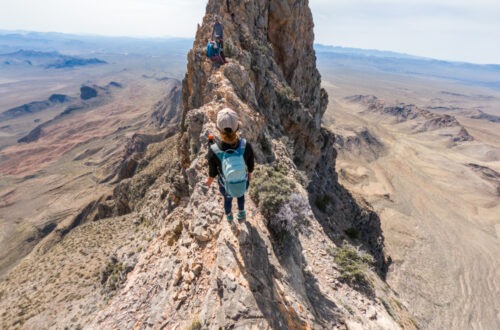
[322,67,500,329]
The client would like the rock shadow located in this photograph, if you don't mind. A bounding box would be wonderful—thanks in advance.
[272,231,343,328]
[227,221,341,329]
[307,174,389,281]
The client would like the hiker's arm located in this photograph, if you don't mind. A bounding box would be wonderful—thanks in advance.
[245,142,255,174]
[207,149,218,185]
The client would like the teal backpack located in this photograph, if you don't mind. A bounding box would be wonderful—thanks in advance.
[210,139,248,198]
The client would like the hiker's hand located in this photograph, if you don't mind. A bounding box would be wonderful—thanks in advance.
[248,172,252,181]
[205,177,215,187]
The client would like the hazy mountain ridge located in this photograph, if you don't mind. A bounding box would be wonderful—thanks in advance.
[0,31,193,57]
[316,44,500,90]
[0,49,106,69]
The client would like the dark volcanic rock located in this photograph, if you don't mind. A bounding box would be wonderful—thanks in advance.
[80,86,98,100]
[48,94,70,103]
[18,125,43,143]
[46,57,106,69]
[1,94,70,121]
[471,110,500,123]
[108,81,123,88]
[1,101,51,121]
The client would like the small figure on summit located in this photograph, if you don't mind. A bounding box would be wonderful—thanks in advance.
[206,108,254,222]
[211,16,224,49]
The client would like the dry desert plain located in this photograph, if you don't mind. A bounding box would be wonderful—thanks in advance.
[320,63,500,329]
[0,49,185,276]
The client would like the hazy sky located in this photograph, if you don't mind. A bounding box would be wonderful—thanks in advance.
[1,0,499,64]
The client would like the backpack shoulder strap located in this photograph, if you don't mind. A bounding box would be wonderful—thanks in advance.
[210,143,224,161]
[238,138,246,154]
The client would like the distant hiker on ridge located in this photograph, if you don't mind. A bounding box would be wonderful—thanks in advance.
[206,38,226,65]
[212,16,224,49]
[206,108,254,222]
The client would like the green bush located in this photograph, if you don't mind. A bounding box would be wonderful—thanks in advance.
[186,320,202,330]
[332,244,374,291]
[101,256,135,296]
[249,165,295,218]
[224,39,236,58]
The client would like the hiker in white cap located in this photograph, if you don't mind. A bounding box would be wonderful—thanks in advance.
[205,108,255,222]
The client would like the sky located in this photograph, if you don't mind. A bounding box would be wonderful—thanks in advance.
[1,0,499,64]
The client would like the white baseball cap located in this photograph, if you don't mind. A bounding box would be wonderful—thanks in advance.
[216,108,239,133]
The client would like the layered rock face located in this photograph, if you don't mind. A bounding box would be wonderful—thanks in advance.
[85,1,414,329]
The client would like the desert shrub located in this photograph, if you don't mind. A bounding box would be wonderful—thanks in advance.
[332,244,374,292]
[224,39,236,58]
[274,193,312,233]
[186,320,202,330]
[101,256,136,296]
[276,86,295,107]
[250,165,304,236]
[258,133,273,156]
[251,65,261,75]
[249,165,295,218]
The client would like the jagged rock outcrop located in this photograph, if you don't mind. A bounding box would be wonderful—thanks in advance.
[80,86,98,100]
[85,1,412,329]
[150,79,183,129]
[335,127,386,163]
[347,94,474,143]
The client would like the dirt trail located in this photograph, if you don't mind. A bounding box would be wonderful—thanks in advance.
[331,101,500,329]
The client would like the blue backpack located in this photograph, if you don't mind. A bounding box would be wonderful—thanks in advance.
[206,41,220,58]
[210,139,248,198]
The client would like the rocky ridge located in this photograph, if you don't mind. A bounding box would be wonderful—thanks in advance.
[347,95,473,143]
[0,1,415,329]
[89,1,412,329]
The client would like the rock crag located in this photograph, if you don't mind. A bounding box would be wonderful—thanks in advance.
[0,1,415,329]
[89,1,411,329]
[347,94,474,143]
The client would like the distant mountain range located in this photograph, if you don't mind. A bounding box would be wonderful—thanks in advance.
[1,30,498,89]
[0,49,106,69]
[0,31,193,57]
[315,44,500,90]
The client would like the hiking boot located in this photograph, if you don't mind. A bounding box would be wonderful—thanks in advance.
[237,210,246,221]
[226,213,233,222]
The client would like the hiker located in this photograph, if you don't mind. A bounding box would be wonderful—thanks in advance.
[206,38,225,65]
[226,0,231,13]
[205,108,254,222]
[212,16,224,49]
[215,36,227,63]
